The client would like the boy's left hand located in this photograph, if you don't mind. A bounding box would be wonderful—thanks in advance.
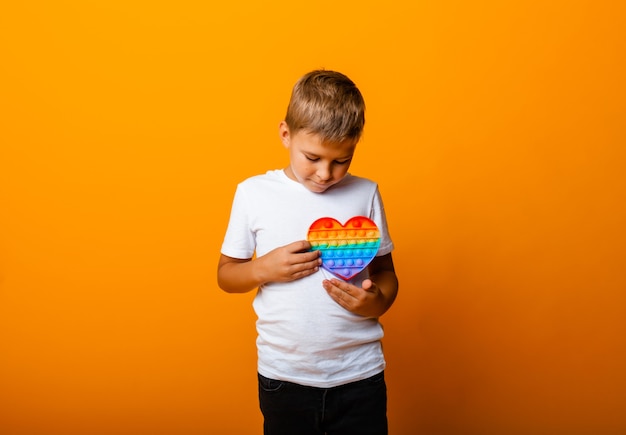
[322,278,384,318]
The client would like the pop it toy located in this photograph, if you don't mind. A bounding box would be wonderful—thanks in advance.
[307,216,381,280]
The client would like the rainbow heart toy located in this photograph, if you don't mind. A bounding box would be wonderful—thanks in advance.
[307,216,381,280]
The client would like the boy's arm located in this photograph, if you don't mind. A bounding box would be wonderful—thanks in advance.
[322,253,398,318]
[217,240,322,293]
[217,255,258,294]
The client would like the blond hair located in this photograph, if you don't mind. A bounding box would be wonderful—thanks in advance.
[284,70,365,143]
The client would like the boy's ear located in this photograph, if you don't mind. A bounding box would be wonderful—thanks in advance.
[278,121,291,148]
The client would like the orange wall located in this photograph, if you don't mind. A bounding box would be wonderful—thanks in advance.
[1,1,625,434]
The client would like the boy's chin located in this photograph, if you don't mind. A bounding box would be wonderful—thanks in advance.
[304,181,333,193]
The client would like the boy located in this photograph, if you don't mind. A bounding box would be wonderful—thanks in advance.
[218,70,398,435]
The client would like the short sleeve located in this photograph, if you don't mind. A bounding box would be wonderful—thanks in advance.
[370,186,394,256]
[220,184,256,259]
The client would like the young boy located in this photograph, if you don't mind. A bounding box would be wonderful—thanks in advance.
[218,70,398,435]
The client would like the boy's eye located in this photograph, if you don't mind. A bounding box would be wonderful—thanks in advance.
[304,156,351,164]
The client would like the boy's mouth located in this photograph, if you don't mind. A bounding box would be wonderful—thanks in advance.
[309,180,333,192]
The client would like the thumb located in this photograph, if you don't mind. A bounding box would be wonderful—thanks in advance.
[362,279,373,290]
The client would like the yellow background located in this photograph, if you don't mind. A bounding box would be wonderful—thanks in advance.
[1,1,625,434]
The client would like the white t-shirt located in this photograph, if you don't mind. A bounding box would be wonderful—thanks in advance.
[221,169,394,388]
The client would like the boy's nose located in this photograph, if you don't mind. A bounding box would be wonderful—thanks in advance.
[316,165,332,181]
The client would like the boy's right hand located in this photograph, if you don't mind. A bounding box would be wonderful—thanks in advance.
[256,240,322,284]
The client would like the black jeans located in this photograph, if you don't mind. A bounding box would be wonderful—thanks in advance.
[258,371,388,435]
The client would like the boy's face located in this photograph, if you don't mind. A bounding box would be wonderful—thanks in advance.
[279,122,356,194]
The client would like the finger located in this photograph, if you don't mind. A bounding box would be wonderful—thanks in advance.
[292,255,321,274]
[324,279,356,301]
[300,249,322,262]
[290,240,312,253]
[302,258,321,272]
[328,278,349,291]
[291,263,320,280]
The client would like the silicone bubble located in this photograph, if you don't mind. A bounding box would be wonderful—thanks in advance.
[307,216,381,280]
